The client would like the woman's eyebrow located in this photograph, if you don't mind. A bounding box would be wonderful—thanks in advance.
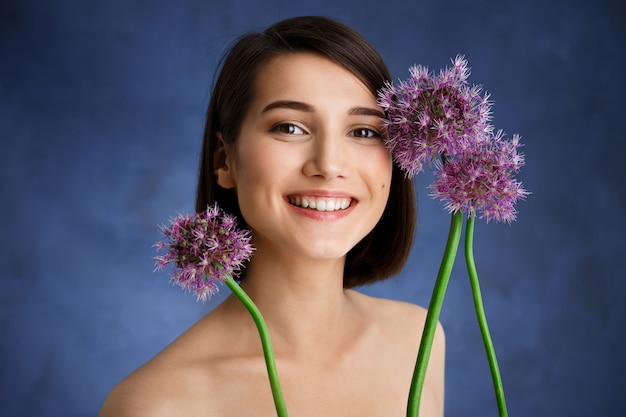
[261,100,314,113]
[348,106,385,119]
[261,101,384,119]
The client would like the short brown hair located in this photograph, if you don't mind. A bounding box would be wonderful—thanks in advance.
[196,16,416,287]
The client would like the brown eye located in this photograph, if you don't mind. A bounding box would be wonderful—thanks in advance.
[351,127,381,139]
[272,123,306,135]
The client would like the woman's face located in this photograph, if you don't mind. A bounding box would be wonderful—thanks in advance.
[216,53,392,263]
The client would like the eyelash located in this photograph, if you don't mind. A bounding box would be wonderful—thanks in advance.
[271,123,382,140]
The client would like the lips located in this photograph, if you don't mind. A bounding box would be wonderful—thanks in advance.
[288,196,352,212]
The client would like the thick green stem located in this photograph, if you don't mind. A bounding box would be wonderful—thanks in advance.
[407,211,463,417]
[464,216,508,417]
[224,276,289,417]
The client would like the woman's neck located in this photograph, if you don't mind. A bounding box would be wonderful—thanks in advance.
[227,252,363,361]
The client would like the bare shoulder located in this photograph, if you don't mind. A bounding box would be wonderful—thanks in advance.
[98,358,183,417]
[348,290,446,354]
[351,291,443,330]
[348,291,446,416]
[98,309,231,417]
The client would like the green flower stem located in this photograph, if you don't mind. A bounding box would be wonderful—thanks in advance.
[407,211,463,417]
[464,216,508,417]
[224,276,289,417]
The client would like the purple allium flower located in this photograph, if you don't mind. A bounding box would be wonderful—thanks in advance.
[430,131,529,223]
[154,204,255,302]
[378,55,493,177]
[378,56,528,222]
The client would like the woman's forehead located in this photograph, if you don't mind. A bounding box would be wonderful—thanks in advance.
[248,53,379,114]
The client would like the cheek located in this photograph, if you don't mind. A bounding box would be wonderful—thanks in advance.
[378,154,394,205]
[375,150,393,189]
[232,143,276,184]
[231,143,293,210]
[359,147,393,209]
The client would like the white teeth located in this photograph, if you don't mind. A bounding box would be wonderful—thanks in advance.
[289,196,351,212]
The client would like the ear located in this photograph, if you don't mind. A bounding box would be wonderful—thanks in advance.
[214,133,237,189]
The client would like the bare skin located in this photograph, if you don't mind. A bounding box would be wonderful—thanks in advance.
[98,288,445,417]
[99,53,445,416]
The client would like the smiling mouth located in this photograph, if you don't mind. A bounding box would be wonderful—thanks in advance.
[288,196,352,212]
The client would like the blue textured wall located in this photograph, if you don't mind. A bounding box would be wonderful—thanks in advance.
[1,1,624,416]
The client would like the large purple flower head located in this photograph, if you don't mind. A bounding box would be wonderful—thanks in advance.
[378,56,528,222]
[378,55,493,176]
[154,204,255,302]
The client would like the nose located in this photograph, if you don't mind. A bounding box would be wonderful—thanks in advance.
[302,130,349,180]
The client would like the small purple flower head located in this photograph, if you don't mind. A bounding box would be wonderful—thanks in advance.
[378,56,528,222]
[429,131,529,223]
[154,204,255,302]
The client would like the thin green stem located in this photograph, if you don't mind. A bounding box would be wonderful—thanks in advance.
[464,216,508,417]
[224,276,289,417]
[407,211,463,417]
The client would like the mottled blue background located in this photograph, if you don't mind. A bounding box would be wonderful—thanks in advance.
[1,0,625,416]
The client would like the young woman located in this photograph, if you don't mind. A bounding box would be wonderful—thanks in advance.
[99,16,445,417]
